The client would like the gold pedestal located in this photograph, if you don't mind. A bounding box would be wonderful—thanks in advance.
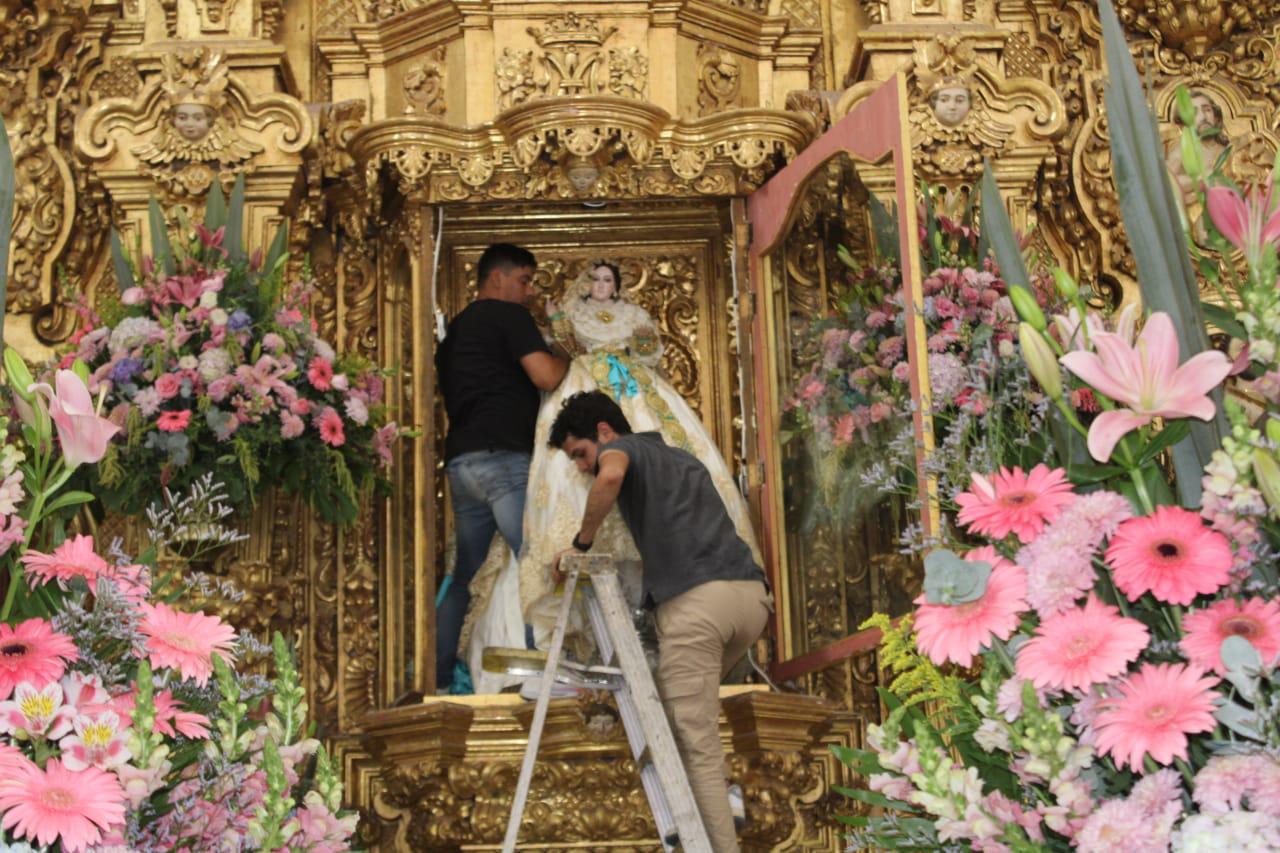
[343,687,859,851]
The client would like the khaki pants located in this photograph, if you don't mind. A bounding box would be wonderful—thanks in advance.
[655,579,771,853]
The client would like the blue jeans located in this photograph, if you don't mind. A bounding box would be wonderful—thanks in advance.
[436,449,530,689]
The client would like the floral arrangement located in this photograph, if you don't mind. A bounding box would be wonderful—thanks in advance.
[0,361,358,851]
[782,196,1055,528]
[835,2,1280,849]
[64,182,397,525]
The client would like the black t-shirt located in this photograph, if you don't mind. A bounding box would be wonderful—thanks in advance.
[438,299,550,460]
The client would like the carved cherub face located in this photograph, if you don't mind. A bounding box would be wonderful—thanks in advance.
[173,104,213,142]
[588,264,619,301]
[931,86,972,126]
[565,157,600,193]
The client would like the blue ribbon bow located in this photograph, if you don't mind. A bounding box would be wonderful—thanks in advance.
[606,354,640,399]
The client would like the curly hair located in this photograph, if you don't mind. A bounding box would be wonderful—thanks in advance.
[549,391,633,448]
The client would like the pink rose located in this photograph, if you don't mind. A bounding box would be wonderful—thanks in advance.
[154,373,182,400]
[869,401,893,423]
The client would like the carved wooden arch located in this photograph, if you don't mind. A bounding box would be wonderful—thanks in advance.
[746,74,937,679]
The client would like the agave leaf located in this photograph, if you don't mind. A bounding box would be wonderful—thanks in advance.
[263,218,289,278]
[1098,0,1223,506]
[147,197,175,277]
[921,180,940,270]
[0,115,13,349]
[204,178,227,232]
[979,162,1031,289]
[110,228,135,294]
[226,173,246,261]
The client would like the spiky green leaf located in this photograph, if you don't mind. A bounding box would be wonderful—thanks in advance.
[204,177,227,231]
[148,197,175,277]
[226,173,246,261]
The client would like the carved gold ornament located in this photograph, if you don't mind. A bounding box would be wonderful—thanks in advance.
[696,43,742,116]
[76,47,312,196]
[402,47,446,117]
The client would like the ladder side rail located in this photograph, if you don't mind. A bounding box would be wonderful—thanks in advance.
[500,569,581,853]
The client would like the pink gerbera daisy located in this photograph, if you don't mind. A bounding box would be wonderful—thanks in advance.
[156,409,191,432]
[1182,597,1280,675]
[308,357,334,391]
[0,619,79,701]
[913,546,1028,667]
[0,758,126,852]
[1106,506,1233,605]
[137,603,236,686]
[153,689,211,739]
[1016,594,1150,691]
[955,464,1075,543]
[21,534,111,589]
[316,406,345,447]
[1094,662,1219,771]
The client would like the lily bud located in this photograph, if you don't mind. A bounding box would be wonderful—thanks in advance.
[1051,268,1078,300]
[1019,322,1063,400]
[3,346,34,402]
[71,358,91,386]
[1008,285,1047,331]
[1254,450,1280,515]
[1267,417,1280,447]
[1180,127,1204,182]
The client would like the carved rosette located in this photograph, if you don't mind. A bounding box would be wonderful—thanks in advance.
[350,96,815,203]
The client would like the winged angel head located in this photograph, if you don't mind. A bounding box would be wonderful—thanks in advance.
[133,48,261,169]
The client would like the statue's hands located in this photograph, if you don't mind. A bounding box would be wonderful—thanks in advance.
[633,325,655,338]
[545,298,560,317]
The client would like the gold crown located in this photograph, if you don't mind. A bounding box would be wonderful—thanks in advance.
[926,74,970,98]
[528,13,616,49]
[160,48,229,110]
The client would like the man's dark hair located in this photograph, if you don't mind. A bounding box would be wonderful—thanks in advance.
[549,391,633,448]
[477,243,536,287]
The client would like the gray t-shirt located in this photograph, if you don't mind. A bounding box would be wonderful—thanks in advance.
[601,431,765,607]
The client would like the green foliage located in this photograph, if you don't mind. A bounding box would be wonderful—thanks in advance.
[860,613,976,726]
[0,114,13,349]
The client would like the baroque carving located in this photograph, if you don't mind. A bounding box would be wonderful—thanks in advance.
[495,47,536,109]
[607,47,648,101]
[529,12,619,97]
[1111,0,1280,57]
[77,47,312,197]
[696,44,742,116]
[403,47,446,117]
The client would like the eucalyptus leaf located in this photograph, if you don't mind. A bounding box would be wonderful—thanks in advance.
[1220,634,1264,702]
[1215,698,1264,742]
[923,549,992,605]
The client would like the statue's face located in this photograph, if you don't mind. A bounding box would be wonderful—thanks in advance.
[931,87,971,126]
[1191,95,1220,134]
[566,162,599,193]
[173,104,212,142]
[588,265,618,301]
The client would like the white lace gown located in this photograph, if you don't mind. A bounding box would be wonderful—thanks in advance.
[461,293,761,693]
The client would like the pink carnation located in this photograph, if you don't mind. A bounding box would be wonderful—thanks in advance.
[1193,752,1280,815]
[280,410,305,439]
[913,546,1028,668]
[1016,490,1132,618]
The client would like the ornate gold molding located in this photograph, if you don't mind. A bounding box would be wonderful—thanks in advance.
[350,96,815,203]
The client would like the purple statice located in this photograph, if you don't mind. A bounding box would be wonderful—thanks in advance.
[227,309,253,331]
[1016,490,1132,618]
[109,357,145,384]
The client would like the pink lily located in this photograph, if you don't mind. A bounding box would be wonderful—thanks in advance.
[1060,312,1231,462]
[28,369,121,468]
[1205,184,1280,268]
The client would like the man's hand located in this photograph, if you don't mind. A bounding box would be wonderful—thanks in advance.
[551,548,576,586]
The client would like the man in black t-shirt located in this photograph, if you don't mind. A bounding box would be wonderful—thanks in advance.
[435,243,569,691]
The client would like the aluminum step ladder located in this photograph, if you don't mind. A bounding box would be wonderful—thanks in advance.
[489,553,712,853]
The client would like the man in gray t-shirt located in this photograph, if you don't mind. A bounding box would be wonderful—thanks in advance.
[549,391,770,853]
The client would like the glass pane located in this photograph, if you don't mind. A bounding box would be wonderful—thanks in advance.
[766,153,924,658]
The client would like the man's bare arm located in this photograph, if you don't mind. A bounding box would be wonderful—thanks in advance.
[577,450,629,545]
[520,350,570,391]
